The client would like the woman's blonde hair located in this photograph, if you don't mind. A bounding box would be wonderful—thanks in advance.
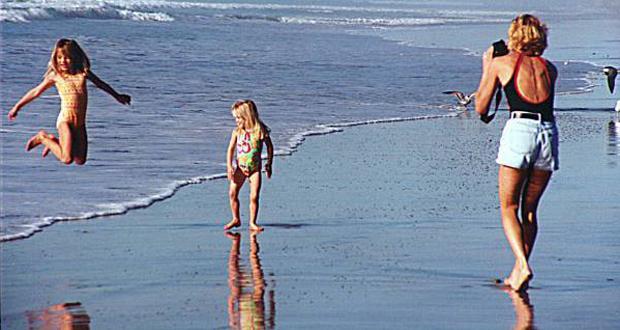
[232,99,270,139]
[508,14,548,56]
[45,39,90,76]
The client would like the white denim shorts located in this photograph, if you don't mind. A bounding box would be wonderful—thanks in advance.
[496,114,559,171]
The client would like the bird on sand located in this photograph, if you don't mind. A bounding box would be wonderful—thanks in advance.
[442,91,475,108]
[603,66,617,93]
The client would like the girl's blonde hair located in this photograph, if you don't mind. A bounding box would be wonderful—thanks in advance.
[508,14,548,56]
[45,39,90,76]
[232,99,270,139]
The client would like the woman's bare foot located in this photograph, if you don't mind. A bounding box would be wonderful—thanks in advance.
[507,264,533,291]
[249,223,264,232]
[26,130,46,151]
[224,219,241,231]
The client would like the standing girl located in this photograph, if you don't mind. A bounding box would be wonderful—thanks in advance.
[7,38,131,165]
[225,100,274,232]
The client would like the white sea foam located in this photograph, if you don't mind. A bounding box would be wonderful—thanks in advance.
[1,0,514,24]
[0,113,455,243]
[1,1,174,23]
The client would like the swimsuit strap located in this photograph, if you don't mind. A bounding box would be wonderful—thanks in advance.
[513,53,550,105]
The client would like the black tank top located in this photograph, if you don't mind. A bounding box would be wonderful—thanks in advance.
[503,53,555,122]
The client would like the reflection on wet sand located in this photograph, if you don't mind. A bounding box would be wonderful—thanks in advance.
[26,302,90,330]
[607,116,620,161]
[226,232,275,329]
[502,288,535,330]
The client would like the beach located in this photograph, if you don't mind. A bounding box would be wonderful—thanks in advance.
[3,111,619,329]
[2,0,620,328]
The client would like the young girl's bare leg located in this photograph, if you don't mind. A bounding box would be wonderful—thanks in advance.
[248,171,264,232]
[41,133,56,158]
[71,126,88,165]
[498,165,533,291]
[26,123,74,164]
[225,169,245,230]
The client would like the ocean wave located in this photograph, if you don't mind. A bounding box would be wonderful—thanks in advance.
[1,2,174,23]
[1,0,514,24]
[0,113,455,243]
[222,14,448,27]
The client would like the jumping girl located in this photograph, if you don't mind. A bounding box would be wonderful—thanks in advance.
[7,38,131,165]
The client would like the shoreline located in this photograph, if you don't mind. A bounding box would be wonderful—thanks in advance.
[0,113,456,243]
[2,110,619,329]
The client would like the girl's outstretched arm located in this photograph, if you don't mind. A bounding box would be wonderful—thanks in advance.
[87,71,131,105]
[264,135,274,178]
[7,74,56,121]
[226,131,237,180]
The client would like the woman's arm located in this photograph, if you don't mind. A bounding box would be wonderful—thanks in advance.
[475,47,500,116]
[7,74,56,120]
[227,132,237,180]
[264,135,274,178]
[87,71,131,105]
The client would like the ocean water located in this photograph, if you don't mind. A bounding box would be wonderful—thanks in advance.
[1,0,618,242]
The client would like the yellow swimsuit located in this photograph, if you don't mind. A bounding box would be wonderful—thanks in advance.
[55,72,88,128]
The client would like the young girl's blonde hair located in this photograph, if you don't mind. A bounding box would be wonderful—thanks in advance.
[232,99,270,139]
[45,39,91,76]
[508,14,548,56]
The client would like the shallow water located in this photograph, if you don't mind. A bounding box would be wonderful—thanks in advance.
[1,0,618,241]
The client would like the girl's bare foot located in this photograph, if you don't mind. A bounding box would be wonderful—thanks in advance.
[26,130,46,151]
[224,219,241,230]
[249,224,264,232]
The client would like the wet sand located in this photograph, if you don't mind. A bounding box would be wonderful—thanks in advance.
[2,111,619,329]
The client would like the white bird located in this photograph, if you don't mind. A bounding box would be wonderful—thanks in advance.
[615,100,620,112]
[603,66,617,94]
[442,91,475,107]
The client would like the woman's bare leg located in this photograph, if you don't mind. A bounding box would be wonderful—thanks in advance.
[248,171,263,232]
[520,169,552,258]
[498,165,532,291]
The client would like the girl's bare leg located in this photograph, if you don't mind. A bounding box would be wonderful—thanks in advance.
[26,123,74,164]
[41,134,56,158]
[248,171,263,232]
[498,165,532,291]
[72,126,88,165]
[225,169,245,230]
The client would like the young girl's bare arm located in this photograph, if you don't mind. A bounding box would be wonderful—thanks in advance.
[8,75,56,120]
[226,132,237,180]
[264,135,274,178]
[87,71,131,105]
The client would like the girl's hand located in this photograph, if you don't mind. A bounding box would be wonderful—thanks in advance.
[265,163,272,178]
[117,94,131,105]
[7,107,19,121]
[227,166,235,180]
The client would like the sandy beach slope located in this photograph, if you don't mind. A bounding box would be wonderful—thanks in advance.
[2,111,619,329]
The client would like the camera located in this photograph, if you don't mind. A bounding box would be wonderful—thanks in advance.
[492,39,509,58]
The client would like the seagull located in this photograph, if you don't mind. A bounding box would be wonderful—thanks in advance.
[603,66,617,93]
[442,91,475,107]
